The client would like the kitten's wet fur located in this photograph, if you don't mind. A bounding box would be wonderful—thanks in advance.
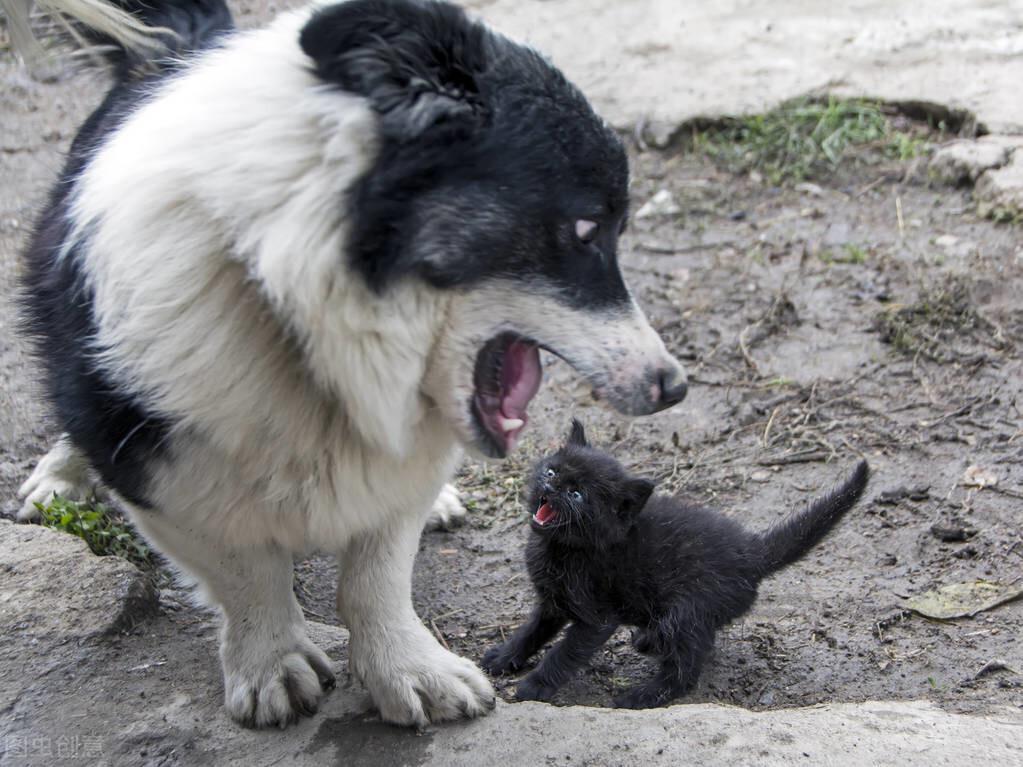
[482,420,870,708]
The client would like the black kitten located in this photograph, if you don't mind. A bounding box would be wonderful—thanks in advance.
[482,420,869,709]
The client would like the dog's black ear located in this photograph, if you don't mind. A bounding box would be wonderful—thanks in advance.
[300,0,489,141]
[567,419,588,448]
[619,477,655,517]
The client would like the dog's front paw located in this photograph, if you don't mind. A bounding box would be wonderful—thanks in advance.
[514,673,559,702]
[350,624,495,727]
[481,643,525,676]
[221,627,336,729]
[423,483,467,532]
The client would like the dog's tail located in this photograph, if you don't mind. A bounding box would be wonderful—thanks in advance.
[754,460,869,577]
[1,0,233,77]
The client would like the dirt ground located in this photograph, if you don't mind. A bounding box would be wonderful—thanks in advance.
[2,3,1022,733]
[298,133,1023,715]
[386,137,1018,715]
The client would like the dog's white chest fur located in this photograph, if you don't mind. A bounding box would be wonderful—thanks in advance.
[149,410,460,553]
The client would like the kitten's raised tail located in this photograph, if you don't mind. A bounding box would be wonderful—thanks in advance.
[755,460,869,576]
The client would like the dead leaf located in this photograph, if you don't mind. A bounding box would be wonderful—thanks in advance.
[963,465,999,488]
[974,659,1019,680]
[902,581,1023,620]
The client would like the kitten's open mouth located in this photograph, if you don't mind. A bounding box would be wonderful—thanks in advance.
[472,333,543,458]
[532,496,558,528]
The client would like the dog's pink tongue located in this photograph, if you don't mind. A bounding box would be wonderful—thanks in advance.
[500,341,542,419]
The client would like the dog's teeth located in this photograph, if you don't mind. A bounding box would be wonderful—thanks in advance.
[499,417,524,432]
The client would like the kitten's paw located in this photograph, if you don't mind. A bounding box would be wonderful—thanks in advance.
[481,644,526,676]
[17,437,96,522]
[423,483,467,532]
[514,673,559,703]
[612,682,675,710]
[222,626,336,729]
[351,624,495,727]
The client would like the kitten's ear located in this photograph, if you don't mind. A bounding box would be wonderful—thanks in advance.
[300,0,489,142]
[619,478,655,516]
[567,419,588,448]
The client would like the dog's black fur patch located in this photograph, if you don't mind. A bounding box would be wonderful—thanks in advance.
[301,0,634,308]
[18,0,234,507]
[482,421,869,708]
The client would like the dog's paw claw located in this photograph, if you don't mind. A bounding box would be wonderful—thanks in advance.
[223,636,335,729]
[352,627,495,726]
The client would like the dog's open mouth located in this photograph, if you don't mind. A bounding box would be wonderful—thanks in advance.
[532,496,558,528]
[472,332,543,457]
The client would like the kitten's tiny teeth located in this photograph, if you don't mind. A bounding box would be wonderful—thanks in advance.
[499,416,524,432]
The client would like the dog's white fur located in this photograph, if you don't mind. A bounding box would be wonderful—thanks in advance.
[20,4,683,727]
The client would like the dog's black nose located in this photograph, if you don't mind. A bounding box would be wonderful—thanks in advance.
[656,368,688,410]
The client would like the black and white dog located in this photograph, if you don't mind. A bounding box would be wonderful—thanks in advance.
[14,0,687,728]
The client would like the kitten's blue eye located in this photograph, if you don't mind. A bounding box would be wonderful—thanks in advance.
[545,468,557,479]
[569,489,583,502]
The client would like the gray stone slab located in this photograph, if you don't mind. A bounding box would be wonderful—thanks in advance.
[466,0,1023,136]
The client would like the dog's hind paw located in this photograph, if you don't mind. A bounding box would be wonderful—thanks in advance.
[350,623,495,727]
[222,629,336,729]
[423,483,467,532]
[17,436,97,521]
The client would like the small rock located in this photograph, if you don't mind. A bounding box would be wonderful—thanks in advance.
[929,137,1015,186]
[794,181,825,197]
[635,189,681,219]
[963,465,998,488]
[750,470,771,483]
[876,485,930,505]
[0,520,158,642]
[930,523,976,543]
[976,150,1023,221]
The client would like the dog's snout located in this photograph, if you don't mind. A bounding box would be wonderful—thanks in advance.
[654,365,688,411]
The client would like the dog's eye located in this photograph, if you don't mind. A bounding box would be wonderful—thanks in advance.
[545,467,557,479]
[574,219,599,244]
[569,489,583,502]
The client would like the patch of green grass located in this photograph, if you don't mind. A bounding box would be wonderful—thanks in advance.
[890,131,927,161]
[693,97,926,183]
[821,244,869,265]
[983,205,1023,225]
[36,495,152,569]
[761,376,797,388]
